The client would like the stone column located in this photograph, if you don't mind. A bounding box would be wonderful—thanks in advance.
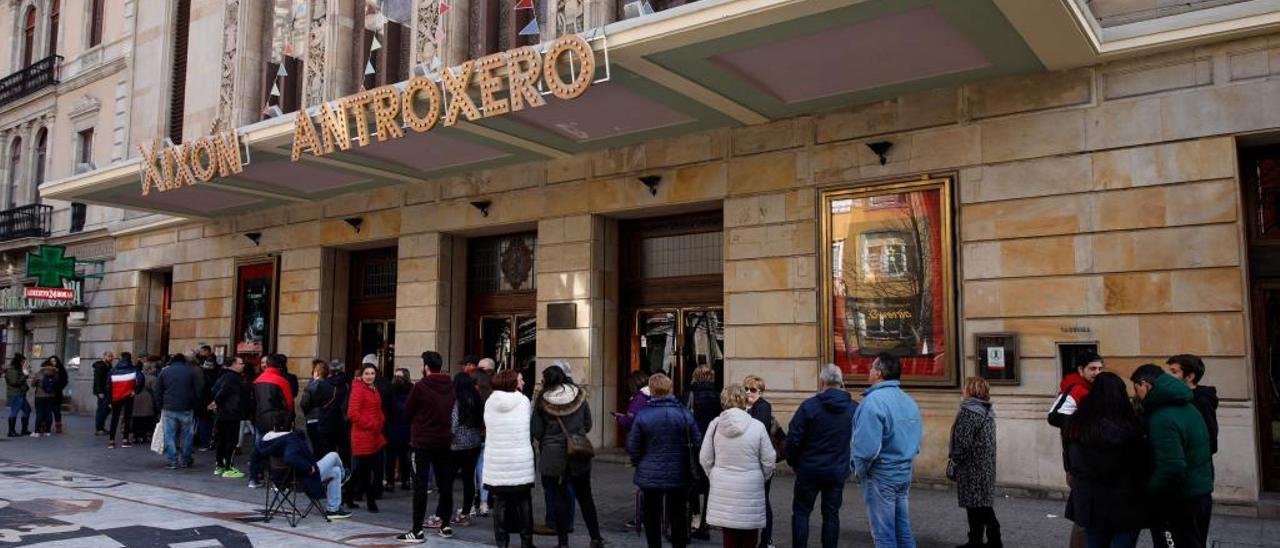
[536,214,611,446]
[396,232,450,377]
[276,248,324,375]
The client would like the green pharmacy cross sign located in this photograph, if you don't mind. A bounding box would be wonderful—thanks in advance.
[26,245,78,288]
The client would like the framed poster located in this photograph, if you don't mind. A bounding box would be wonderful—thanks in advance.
[233,256,279,371]
[975,332,1019,385]
[821,177,956,387]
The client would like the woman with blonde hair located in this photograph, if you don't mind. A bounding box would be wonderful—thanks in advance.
[947,377,1000,548]
[700,384,775,548]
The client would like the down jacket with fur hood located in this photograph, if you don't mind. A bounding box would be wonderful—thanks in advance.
[482,390,536,488]
[532,384,593,478]
[700,407,776,530]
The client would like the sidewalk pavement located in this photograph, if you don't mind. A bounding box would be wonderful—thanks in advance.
[0,414,1276,547]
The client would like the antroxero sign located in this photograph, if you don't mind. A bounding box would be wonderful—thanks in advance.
[290,34,596,162]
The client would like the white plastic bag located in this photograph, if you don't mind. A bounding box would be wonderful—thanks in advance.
[150,416,165,455]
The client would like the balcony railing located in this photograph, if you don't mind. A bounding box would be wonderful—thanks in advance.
[0,203,53,241]
[0,55,62,107]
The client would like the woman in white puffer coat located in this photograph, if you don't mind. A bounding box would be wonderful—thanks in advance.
[482,370,536,548]
[700,383,777,548]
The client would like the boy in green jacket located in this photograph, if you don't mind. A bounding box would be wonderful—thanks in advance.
[1130,364,1213,548]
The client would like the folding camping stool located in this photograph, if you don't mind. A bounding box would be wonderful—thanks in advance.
[261,456,331,527]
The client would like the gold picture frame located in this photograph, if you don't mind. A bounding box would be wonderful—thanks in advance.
[819,176,957,387]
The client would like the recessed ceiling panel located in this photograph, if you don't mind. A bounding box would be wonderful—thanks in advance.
[506,84,696,143]
[113,186,263,212]
[708,7,991,104]
[235,159,369,194]
[347,131,511,173]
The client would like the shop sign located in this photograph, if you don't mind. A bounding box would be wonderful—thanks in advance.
[137,127,246,196]
[1,280,84,313]
[289,33,596,162]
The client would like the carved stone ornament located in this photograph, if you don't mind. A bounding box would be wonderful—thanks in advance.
[500,237,533,291]
[68,95,102,121]
[305,0,328,106]
[417,0,441,64]
[556,0,585,35]
[217,0,240,126]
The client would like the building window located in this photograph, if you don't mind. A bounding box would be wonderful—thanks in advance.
[22,7,38,67]
[638,231,723,278]
[7,138,21,209]
[168,0,191,143]
[264,56,303,116]
[75,128,93,173]
[70,202,86,232]
[48,0,60,57]
[88,0,105,47]
[33,128,47,190]
[469,233,538,294]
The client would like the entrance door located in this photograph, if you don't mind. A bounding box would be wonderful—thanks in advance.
[619,211,724,416]
[466,233,537,380]
[1241,146,1280,491]
[346,248,397,377]
[632,307,724,396]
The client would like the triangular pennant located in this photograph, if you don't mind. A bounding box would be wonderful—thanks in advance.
[434,28,446,42]
[518,18,539,36]
[514,0,534,9]
[438,1,450,15]
[365,61,376,75]
[270,83,281,97]
[430,57,442,71]
[370,36,382,51]
[276,64,288,77]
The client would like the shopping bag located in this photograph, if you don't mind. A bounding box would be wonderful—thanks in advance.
[150,418,165,455]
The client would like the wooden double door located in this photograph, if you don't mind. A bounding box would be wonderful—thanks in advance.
[346,248,397,378]
[1242,146,1280,492]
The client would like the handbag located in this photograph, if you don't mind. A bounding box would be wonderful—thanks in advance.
[149,417,165,455]
[687,421,711,485]
[555,416,594,459]
[945,458,957,481]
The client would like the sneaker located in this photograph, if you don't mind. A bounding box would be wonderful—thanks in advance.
[214,467,227,476]
[325,509,353,519]
[438,527,454,539]
[221,467,246,479]
[166,463,179,470]
[395,530,426,544]
[478,502,490,516]
[107,441,114,448]
[425,516,443,529]
[247,480,262,489]
[454,513,472,527]
[121,440,132,448]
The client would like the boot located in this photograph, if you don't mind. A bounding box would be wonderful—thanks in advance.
[519,535,536,548]
[55,422,62,434]
[19,417,30,436]
[6,418,16,437]
[986,523,1002,548]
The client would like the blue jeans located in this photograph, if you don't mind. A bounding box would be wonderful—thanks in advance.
[863,476,915,548]
[316,451,345,512]
[1086,528,1139,548]
[6,394,31,418]
[792,476,844,548]
[476,449,488,507]
[162,410,196,465]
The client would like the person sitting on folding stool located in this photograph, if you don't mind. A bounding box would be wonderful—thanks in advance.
[253,413,352,520]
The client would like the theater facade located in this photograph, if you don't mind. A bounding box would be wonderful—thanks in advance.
[36,0,1280,510]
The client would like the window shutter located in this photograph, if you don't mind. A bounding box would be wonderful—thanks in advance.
[168,0,191,143]
[90,0,105,47]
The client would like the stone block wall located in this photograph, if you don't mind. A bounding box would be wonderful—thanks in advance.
[86,31,1280,503]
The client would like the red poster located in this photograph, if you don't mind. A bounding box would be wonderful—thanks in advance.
[234,259,277,370]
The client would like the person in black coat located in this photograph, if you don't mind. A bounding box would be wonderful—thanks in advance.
[48,356,67,434]
[211,357,249,477]
[1063,372,1150,548]
[685,366,720,540]
[745,374,780,548]
[384,368,413,491]
[91,352,116,435]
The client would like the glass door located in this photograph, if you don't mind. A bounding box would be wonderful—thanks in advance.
[632,307,723,396]
[358,319,396,378]
[478,314,537,372]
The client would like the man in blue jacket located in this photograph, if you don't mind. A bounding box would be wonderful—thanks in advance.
[784,364,857,548]
[252,413,350,519]
[851,353,922,548]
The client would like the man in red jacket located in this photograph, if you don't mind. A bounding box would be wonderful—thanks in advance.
[396,351,458,543]
[1047,350,1103,548]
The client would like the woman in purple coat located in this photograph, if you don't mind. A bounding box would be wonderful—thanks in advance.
[613,371,651,433]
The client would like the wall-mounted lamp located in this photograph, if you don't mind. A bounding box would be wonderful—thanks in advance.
[638,175,662,196]
[470,200,492,217]
[344,217,363,233]
[243,232,262,246]
[865,141,893,166]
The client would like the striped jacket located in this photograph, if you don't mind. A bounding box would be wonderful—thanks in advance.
[109,359,143,403]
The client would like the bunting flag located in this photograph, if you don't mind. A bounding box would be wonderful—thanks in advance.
[270,82,281,97]
[276,64,289,77]
[514,0,534,9]
[518,18,539,36]
[434,28,446,42]
[365,60,377,75]
[430,57,442,71]
[438,1,450,15]
[370,36,382,51]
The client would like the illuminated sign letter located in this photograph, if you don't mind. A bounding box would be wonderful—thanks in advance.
[402,76,441,133]
[211,130,245,176]
[506,47,545,112]
[543,34,595,100]
[476,53,509,118]
[370,86,404,142]
[291,110,322,161]
[316,102,351,154]
[441,60,481,126]
[138,140,169,195]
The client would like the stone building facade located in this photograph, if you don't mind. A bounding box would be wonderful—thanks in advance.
[31,0,1280,510]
